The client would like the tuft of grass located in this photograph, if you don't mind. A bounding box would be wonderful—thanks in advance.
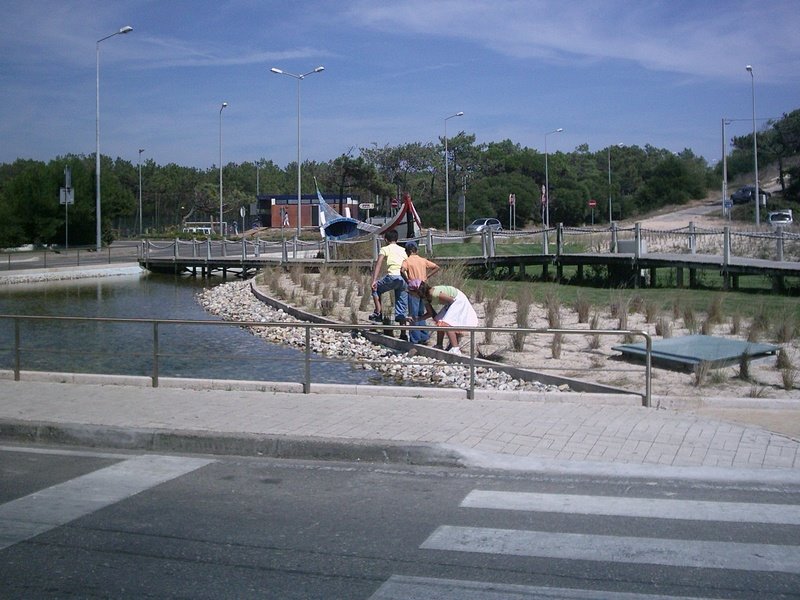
[483,300,497,344]
[644,299,659,323]
[773,314,797,344]
[776,348,792,370]
[655,315,673,338]
[730,312,742,335]
[671,297,682,320]
[588,312,601,350]
[693,361,711,387]
[512,288,533,352]
[738,350,751,381]
[752,305,770,332]
[630,294,644,314]
[551,333,563,359]
[683,306,697,333]
[707,294,724,325]
[289,265,304,285]
[545,290,562,328]
[573,293,591,324]
[747,323,762,342]
[781,367,797,391]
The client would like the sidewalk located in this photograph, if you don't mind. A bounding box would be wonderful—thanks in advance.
[1,375,799,483]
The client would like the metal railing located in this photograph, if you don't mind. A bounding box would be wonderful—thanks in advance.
[2,243,141,271]
[1,314,652,406]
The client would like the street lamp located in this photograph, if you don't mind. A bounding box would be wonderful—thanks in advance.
[721,118,732,219]
[270,66,325,237]
[219,102,228,236]
[138,148,144,236]
[96,25,133,250]
[607,142,623,223]
[444,111,464,233]
[544,128,563,228]
[746,65,760,225]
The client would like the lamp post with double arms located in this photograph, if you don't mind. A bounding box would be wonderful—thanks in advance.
[544,128,563,228]
[746,65,760,225]
[444,111,464,234]
[96,25,133,250]
[270,66,325,237]
[138,148,144,235]
[219,102,228,235]
[607,143,623,223]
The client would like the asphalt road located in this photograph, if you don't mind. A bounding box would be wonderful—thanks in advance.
[2,445,799,599]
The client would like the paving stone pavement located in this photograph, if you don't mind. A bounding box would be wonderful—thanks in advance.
[1,375,799,481]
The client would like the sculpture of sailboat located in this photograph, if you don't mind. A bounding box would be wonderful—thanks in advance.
[316,180,422,240]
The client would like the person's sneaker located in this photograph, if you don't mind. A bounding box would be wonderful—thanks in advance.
[448,346,462,355]
[368,312,382,322]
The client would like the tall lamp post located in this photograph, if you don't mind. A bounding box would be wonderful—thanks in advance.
[96,25,133,250]
[544,128,563,228]
[270,66,325,237]
[444,111,464,234]
[219,102,228,235]
[607,142,623,223]
[137,148,144,235]
[721,119,732,219]
[746,65,760,225]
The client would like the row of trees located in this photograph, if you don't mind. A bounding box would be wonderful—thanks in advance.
[2,109,798,249]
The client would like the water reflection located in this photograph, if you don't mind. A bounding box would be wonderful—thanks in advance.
[0,272,391,385]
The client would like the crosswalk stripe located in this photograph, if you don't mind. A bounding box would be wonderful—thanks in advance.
[0,454,213,550]
[461,490,800,525]
[369,575,714,600]
[421,525,800,574]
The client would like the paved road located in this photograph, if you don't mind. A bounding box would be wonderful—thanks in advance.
[2,446,798,599]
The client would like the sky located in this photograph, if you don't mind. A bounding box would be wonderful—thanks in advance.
[1,0,799,172]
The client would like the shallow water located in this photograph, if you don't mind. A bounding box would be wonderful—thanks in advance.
[0,272,391,385]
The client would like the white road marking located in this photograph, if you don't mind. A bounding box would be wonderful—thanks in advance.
[0,444,135,460]
[461,490,800,525]
[0,454,213,550]
[368,575,711,599]
[421,525,800,574]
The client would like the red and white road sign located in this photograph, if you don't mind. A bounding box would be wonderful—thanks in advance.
[588,199,597,207]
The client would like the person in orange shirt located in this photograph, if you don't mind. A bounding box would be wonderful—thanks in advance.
[400,241,439,344]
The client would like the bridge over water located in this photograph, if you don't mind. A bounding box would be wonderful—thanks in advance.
[138,222,800,291]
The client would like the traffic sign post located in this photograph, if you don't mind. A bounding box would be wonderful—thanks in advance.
[60,166,73,249]
[359,202,374,221]
[588,199,596,225]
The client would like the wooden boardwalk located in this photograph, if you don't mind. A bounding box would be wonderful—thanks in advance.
[138,238,800,290]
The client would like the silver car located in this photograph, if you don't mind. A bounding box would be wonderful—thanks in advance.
[465,218,502,234]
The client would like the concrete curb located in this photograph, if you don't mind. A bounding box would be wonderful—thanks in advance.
[0,419,467,467]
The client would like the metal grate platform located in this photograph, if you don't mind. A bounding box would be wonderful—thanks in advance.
[613,334,779,371]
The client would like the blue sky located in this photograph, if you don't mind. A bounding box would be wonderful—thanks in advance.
[1,0,798,170]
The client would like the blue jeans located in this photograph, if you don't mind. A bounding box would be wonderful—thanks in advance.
[407,293,430,344]
[373,275,407,321]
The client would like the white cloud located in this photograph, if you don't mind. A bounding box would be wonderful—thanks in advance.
[348,0,800,83]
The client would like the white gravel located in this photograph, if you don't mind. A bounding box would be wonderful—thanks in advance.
[197,280,567,392]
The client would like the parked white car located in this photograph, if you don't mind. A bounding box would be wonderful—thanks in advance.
[767,209,793,228]
[465,218,503,234]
